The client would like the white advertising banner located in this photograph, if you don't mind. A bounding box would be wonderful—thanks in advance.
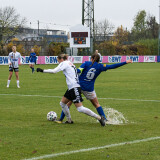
[68,56,83,63]
[0,56,158,65]
[144,56,156,62]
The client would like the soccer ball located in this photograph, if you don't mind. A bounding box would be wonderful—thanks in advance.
[47,111,57,121]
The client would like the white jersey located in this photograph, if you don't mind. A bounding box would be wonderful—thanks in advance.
[43,60,80,90]
[8,52,21,68]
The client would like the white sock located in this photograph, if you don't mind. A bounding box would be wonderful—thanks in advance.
[17,80,20,86]
[77,106,101,120]
[7,80,11,86]
[60,102,71,120]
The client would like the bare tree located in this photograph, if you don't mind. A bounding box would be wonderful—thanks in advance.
[101,19,114,36]
[0,6,27,44]
[94,19,115,41]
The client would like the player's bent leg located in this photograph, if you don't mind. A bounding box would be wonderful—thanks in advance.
[61,96,70,104]
[75,104,105,126]
[60,101,71,119]
[60,97,73,123]
[82,90,107,120]
[67,101,73,107]
[90,97,107,121]
[59,101,72,121]
[90,97,100,108]
[76,104,100,119]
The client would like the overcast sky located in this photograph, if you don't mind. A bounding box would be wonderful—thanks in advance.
[0,0,159,32]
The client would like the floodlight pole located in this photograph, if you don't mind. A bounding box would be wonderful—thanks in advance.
[158,1,160,55]
[82,0,95,54]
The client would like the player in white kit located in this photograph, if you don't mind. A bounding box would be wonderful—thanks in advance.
[7,45,22,88]
[37,53,105,126]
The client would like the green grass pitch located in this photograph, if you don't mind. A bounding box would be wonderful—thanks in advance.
[0,63,160,160]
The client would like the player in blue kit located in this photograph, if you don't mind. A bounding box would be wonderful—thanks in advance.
[57,52,132,123]
[28,48,37,73]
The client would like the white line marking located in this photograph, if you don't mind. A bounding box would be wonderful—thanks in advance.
[0,93,62,98]
[0,93,160,103]
[98,97,160,103]
[22,136,160,160]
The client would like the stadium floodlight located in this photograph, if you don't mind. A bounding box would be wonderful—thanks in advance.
[82,0,95,54]
[158,1,160,55]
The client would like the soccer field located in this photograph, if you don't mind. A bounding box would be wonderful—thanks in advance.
[0,63,160,160]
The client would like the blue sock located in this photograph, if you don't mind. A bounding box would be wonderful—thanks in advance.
[32,67,34,73]
[96,106,107,120]
[59,111,65,121]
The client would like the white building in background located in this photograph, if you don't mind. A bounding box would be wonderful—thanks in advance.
[10,28,68,43]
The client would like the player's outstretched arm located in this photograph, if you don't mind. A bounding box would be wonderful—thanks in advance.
[103,59,132,71]
[37,66,61,74]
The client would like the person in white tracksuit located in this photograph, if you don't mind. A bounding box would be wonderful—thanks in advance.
[7,45,22,88]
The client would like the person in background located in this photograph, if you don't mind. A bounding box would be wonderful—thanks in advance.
[28,48,37,73]
[7,45,22,88]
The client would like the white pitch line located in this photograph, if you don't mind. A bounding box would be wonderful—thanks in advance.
[0,93,62,98]
[98,97,160,103]
[0,93,160,103]
[22,136,160,160]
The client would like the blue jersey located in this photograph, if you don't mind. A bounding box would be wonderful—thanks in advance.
[29,52,37,63]
[78,61,127,92]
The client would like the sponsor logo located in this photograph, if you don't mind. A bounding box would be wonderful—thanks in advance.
[108,56,122,63]
[144,56,155,62]
[45,56,58,64]
[68,56,82,63]
[21,56,32,64]
[126,56,139,62]
[12,59,18,61]
[0,57,8,64]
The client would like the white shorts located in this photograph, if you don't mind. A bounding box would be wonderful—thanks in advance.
[29,62,35,65]
[82,90,97,100]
